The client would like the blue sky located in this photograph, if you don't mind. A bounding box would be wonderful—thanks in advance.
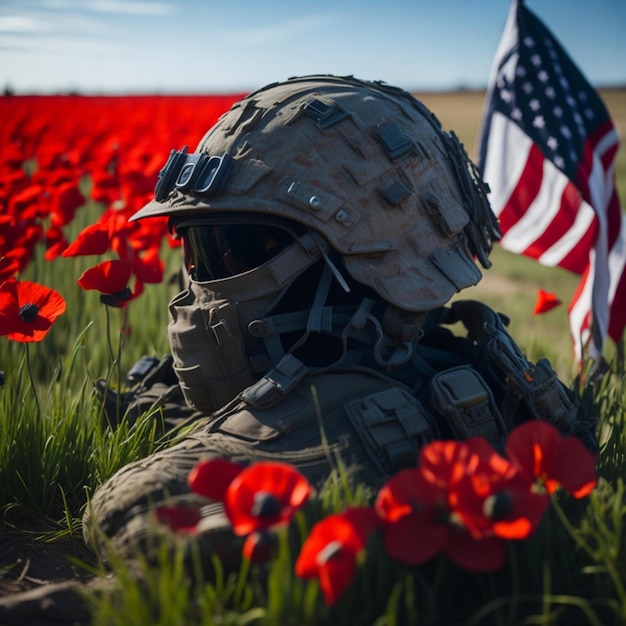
[0,0,624,94]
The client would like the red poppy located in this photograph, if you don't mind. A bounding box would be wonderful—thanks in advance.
[132,248,164,284]
[50,181,85,226]
[224,462,312,536]
[421,439,547,541]
[376,440,539,572]
[0,278,66,342]
[0,254,22,282]
[376,468,450,566]
[44,238,69,261]
[43,224,69,261]
[90,171,120,205]
[187,458,245,502]
[77,259,132,294]
[451,453,548,541]
[295,507,380,605]
[62,223,110,257]
[533,289,562,315]
[155,505,201,534]
[505,420,597,498]
[377,467,507,572]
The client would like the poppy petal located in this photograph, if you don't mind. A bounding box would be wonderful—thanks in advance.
[242,530,276,563]
[77,259,132,294]
[295,509,378,606]
[446,531,505,572]
[383,513,447,565]
[187,458,245,502]
[552,436,597,498]
[533,289,562,315]
[62,223,110,257]
[155,505,200,534]
[505,420,561,488]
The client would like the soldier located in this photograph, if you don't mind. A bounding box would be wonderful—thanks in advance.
[83,75,596,567]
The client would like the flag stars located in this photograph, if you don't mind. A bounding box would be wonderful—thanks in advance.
[584,108,594,120]
[522,82,534,94]
[533,115,546,129]
[566,95,576,108]
[553,106,564,118]
[529,99,541,112]
[516,65,527,78]
[538,70,549,83]
[545,87,556,99]
[554,155,565,169]
[559,76,570,90]
[523,35,536,48]
[560,125,572,139]
[500,89,514,103]
[546,136,559,151]
[530,53,542,67]
[511,108,523,121]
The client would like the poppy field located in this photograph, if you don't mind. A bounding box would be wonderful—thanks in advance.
[1,92,626,625]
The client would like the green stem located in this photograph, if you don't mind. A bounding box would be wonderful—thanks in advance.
[24,342,41,416]
[103,304,124,421]
[551,494,626,613]
[104,304,115,364]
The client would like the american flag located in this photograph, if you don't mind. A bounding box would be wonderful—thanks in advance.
[478,0,626,363]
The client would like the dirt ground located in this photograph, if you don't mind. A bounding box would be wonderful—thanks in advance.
[0,532,95,595]
[0,528,100,625]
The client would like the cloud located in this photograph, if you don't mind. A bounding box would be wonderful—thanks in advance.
[83,0,176,15]
[0,15,49,33]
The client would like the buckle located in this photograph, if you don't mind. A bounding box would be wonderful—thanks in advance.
[375,122,412,160]
[154,147,233,201]
[302,98,351,129]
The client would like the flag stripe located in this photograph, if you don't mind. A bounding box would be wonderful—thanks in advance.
[498,143,545,234]
[521,179,582,260]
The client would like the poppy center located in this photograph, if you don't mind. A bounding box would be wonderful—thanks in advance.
[251,491,281,518]
[483,492,513,521]
[18,302,40,322]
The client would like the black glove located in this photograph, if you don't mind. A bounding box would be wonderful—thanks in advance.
[95,354,198,432]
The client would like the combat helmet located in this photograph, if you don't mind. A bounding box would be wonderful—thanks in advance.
[132,74,500,313]
[131,75,502,413]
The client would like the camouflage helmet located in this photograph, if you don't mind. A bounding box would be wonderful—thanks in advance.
[131,75,500,312]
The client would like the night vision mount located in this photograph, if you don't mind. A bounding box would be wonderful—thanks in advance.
[154,147,233,202]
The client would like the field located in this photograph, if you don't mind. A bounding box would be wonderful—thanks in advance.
[1,88,625,625]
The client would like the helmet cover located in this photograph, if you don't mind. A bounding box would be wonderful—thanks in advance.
[132,75,500,312]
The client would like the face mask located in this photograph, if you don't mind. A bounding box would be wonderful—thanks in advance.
[167,231,325,413]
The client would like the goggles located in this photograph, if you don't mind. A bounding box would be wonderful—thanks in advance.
[171,216,306,282]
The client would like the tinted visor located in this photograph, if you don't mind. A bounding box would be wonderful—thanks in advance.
[172,217,304,282]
